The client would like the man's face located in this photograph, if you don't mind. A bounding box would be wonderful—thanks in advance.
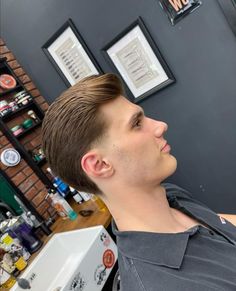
[99,96,177,188]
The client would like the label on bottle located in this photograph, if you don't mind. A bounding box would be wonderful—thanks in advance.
[1,234,14,245]
[73,193,83,203]
[14,256,27,271]
[54,203,67,217]
[0,267,12,285]
[79,192,91,201]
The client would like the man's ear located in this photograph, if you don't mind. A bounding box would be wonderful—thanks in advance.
[81,151,114,178]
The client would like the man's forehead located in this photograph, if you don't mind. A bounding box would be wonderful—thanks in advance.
[100,96,141,126]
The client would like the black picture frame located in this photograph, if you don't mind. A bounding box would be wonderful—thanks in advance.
[217,0,236,37]
[102,17,175,103]
[42,19,102,87]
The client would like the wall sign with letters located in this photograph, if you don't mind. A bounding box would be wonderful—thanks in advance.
[159,0,202,25]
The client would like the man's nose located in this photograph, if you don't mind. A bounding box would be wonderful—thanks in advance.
[154,121,168,137]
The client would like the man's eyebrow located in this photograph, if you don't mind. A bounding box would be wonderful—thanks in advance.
[128,109,144,127]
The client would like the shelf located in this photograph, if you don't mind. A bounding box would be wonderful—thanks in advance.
[0,85,22,97]
[15,120,42,139]
[1,101,34,121]
[0,57,54,192]
[36,157,47,167]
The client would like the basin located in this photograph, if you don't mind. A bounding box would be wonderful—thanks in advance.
[11,225,117,291]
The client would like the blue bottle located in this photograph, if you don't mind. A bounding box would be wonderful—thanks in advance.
[47,167,69,197]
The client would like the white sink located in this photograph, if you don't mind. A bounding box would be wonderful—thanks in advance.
[11,225,117,291]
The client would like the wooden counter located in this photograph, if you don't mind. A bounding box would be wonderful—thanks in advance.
[29,198,112,261]
[50,198,111,234]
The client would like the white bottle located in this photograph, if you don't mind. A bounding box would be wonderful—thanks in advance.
[79,191,92,201]
[69,186,84,204]
[50,191,77,220]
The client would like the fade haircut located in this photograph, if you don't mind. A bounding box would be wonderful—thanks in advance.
[42,73,124,194]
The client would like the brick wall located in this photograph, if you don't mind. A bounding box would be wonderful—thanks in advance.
[0,38,58,221]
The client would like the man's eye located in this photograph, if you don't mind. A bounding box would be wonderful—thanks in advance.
[134,119,141,128]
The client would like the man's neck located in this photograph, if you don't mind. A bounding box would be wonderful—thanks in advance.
[104,185,189,233]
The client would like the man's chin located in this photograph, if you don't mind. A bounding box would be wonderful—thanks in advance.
[168,155,178,176]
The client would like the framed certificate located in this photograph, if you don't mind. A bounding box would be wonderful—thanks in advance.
[102,17,175,103]
[42,19,102,87]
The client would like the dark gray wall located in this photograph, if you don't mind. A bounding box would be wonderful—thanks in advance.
[1,0,236,213]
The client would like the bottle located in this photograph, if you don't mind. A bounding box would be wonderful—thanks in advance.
[69,187,84,204]
[79,191,92,202]
[47,168,69,197]
[0,248,15,274]
[5,212,40,256]
[0,267,16,289]
[0,233,27,271]
[0,231,30,262]
[90,194,108,212]
[48,190,78,221]
[13,195,41,228]
[47,190,67,218]
[11,250,27,271]
[53,183,67,198]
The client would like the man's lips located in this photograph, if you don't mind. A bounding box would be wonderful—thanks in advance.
[161,142,171,153]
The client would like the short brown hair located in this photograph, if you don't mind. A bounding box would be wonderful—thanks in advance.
[42,73,124,194]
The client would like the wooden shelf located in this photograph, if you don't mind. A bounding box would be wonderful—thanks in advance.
[16,120,42,139]
[1,101,34,121]
[0,57,54,192]
[36,157,47,167]
[0,85,22,97]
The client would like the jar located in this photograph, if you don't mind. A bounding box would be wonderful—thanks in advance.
[0,100,12,116]
[11,125,24,136]
[8,217,42,254]
[0,267,16,289]
[14,90,27,99]
[22,119,33,129]
[9,101,19,112]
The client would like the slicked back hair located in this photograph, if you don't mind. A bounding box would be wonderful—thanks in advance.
[42,73,124,194]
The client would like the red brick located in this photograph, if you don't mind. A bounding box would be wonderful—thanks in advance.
[41,102,49,112]
[24,186,38,200]
[19,74,31,84]
[35,180,45,191]
[13,68,25,77]
[18,173,39,192]
[32,190,47,207]
[5,162,27,178]
[36,200,50,215]
[12,172,26,186]
[34,96,46,105]
[2,52,15,62]
[0,163,8,170]
[24,82,35,91]
[0,46,9,54]
[29,89,40,98]
[22,166,33,177]
[0,136,10,147]
[8,60,20,70]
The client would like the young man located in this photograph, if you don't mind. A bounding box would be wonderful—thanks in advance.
[42,74,236,290]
